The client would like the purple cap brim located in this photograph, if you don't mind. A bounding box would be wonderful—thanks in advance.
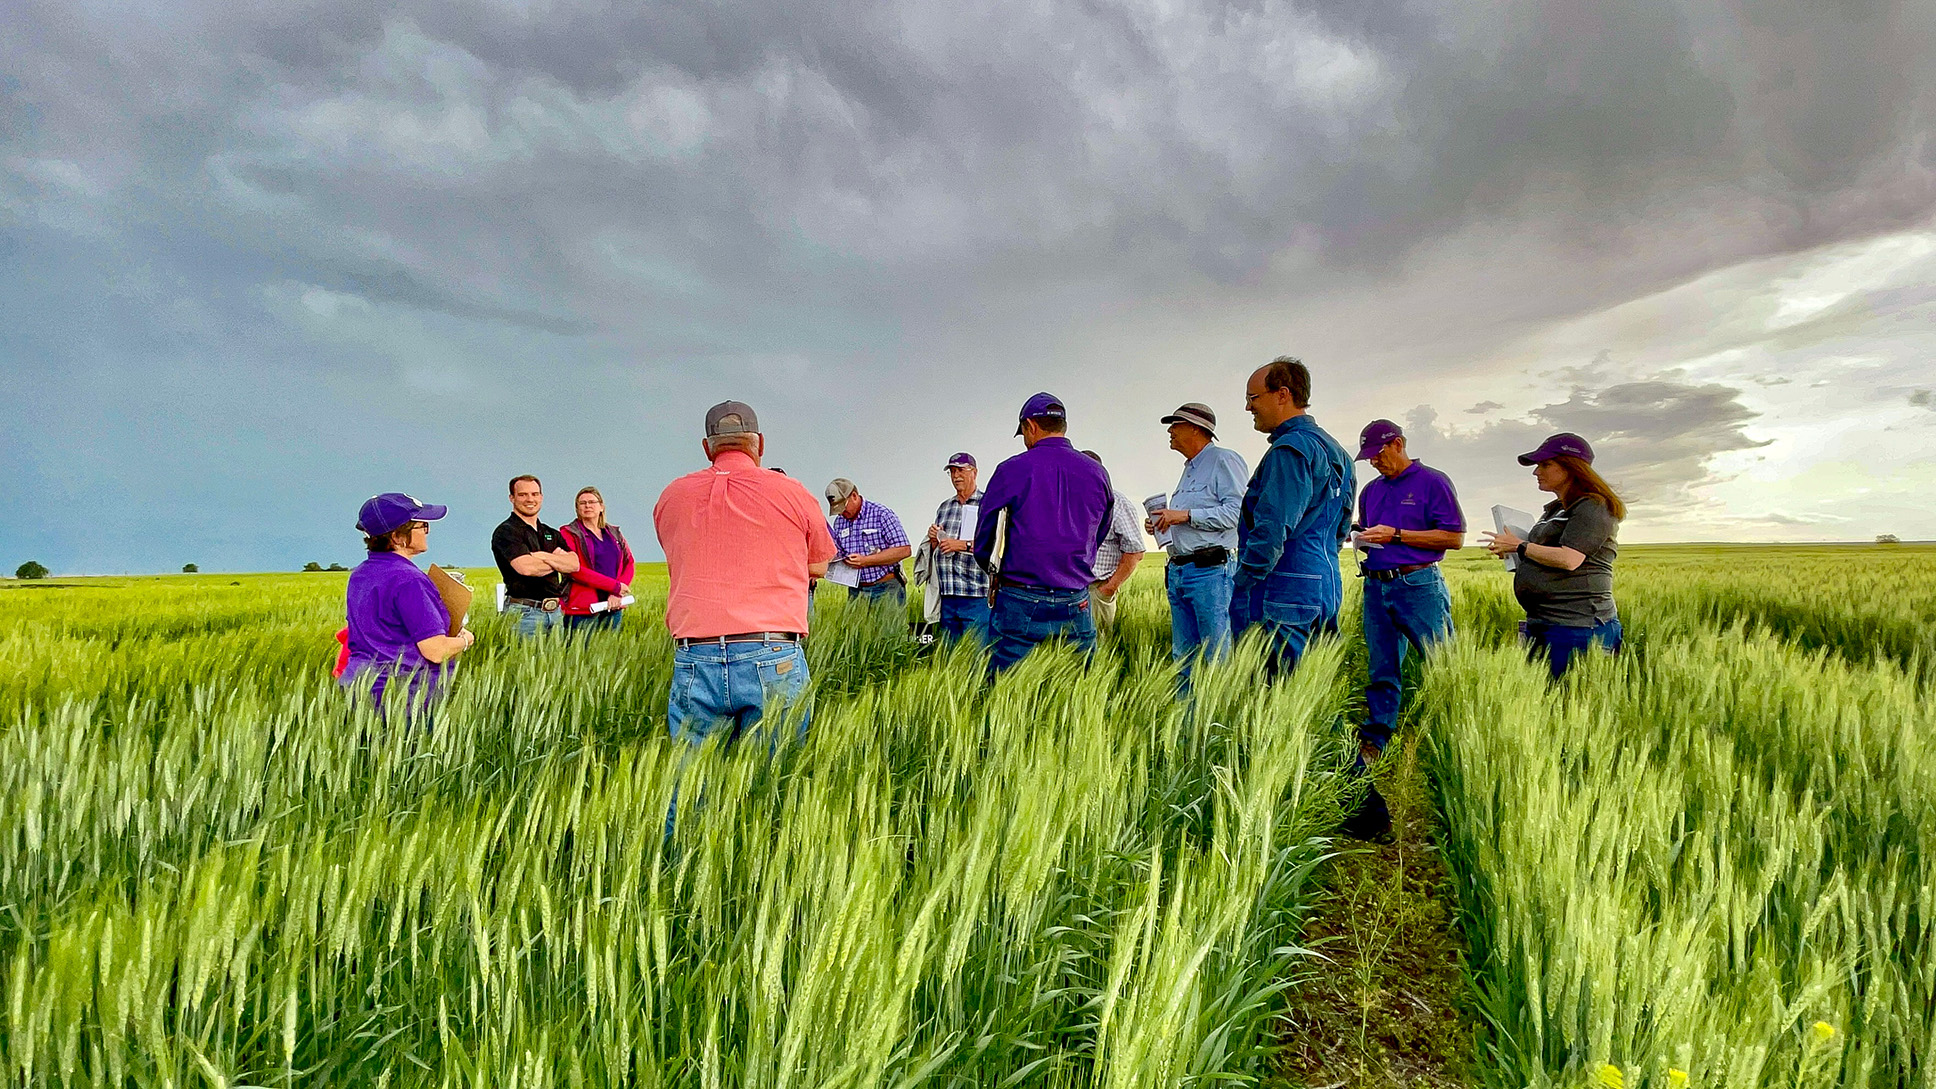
[1517,432,1594,465]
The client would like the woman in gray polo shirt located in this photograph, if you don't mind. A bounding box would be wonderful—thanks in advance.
[1482,433,1625,678]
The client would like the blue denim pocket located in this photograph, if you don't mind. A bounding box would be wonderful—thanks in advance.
[755,645,807,698]
[1260,599,1323,629]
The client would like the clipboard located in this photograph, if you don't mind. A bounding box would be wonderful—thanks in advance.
[426,565,474,636]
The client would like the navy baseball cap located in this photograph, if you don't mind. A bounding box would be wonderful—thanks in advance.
[1518,432,1595,465]
[357,493,447,536]
[1015,392,1067,435]
[1356,419,1404,460]
[945,452,976,469]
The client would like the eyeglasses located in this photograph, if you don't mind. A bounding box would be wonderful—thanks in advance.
[408,521,430,532]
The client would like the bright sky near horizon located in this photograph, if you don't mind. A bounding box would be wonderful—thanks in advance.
[4,0,1933,574]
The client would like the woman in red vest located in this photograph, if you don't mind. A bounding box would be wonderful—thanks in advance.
[560,486,636,634]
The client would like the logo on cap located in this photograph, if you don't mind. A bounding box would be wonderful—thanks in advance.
[1355,419,1404,461]
[1517,432,1595,465]
[1016,392,1067,435]
[945,452,976,469]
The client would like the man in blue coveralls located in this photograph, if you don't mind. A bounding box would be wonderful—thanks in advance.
[1230,356,1355,675]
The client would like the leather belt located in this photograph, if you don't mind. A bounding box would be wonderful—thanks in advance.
[675,631,803,647]
[506,596,563,611]
[1171,546,1230,568]
[1362,563,1435,581]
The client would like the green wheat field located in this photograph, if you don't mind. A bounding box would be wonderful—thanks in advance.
[4,544,1934,1088]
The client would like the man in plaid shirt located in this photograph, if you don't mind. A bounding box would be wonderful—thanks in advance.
[826,477,913,606]
[925,452,990,641]
[1082,451,1148,630]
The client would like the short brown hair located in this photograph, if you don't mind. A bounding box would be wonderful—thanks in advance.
[1553,456,1627,521]
[508,474,541,495]
[363,524,416,553]
[1263,356,1311,408]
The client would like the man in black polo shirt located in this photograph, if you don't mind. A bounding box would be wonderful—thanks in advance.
[492,474,578,637]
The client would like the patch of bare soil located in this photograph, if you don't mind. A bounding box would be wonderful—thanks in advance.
[1274,736,1471,1089]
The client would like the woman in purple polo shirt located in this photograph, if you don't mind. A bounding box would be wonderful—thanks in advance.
[342,493,475,715]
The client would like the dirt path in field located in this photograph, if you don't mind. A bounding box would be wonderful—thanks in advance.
[1273,737,1472,1089]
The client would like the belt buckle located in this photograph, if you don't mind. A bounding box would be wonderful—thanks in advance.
[542,598,561,612]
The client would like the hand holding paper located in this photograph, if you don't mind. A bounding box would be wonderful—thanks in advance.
[1488,505,1535,571]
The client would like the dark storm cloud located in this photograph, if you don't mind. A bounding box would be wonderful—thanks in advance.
[1406,365,1768,519]
[7,0,1932,334]
[3,0,1933,568]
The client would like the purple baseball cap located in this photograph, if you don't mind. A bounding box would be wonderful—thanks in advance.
[1356,419,1403,461]
[1518,432,1595,465]
[1014,391,1067,435]
[945,452,976,469]
[357,492,447,536]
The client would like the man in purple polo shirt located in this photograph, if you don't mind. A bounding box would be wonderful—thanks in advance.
[973,392,1113,675]
[1352,419,1464,759]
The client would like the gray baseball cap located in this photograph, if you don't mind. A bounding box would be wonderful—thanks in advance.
[705,400,760,436]
[825,477,857,513]
[1161,403,1217,437]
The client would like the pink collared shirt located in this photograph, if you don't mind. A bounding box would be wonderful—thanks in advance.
[654,451,837,639]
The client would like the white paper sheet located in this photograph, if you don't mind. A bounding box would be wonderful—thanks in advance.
[1143,493,1173,549]
[956,504,978,546]
[825,560,863,588]
[1492,505,1536,571]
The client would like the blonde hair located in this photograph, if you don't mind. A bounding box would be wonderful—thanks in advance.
[574,486,606,529]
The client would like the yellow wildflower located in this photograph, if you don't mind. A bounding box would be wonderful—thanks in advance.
[1667,1070,1689,1089]
[1811,1021,1836,1042]
[1596,1064,1626,1089]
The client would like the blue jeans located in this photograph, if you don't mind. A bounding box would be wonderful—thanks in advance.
[564,610,624,636]
[988,584,1095,675]
[850,577,907,608]
[1361,566,1453,750]
[1231,575,1338,678]
[668,640,812,746]
[1167,558,1235,680]
[1524,618,1623,679]
[509,602,563,638]
[938,594,991,643]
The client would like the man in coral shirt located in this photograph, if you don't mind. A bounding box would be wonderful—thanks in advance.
[654,400,837,745]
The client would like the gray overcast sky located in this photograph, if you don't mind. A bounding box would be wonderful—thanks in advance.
[4,0,1933,573]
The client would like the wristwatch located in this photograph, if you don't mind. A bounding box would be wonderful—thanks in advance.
[1516,542,1528,558]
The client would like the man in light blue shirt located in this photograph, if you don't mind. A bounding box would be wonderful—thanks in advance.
[1146,403,1247,681]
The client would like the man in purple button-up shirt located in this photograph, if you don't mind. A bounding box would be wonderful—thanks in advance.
[973,392,1112,675]
[1352,419,1464,758]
